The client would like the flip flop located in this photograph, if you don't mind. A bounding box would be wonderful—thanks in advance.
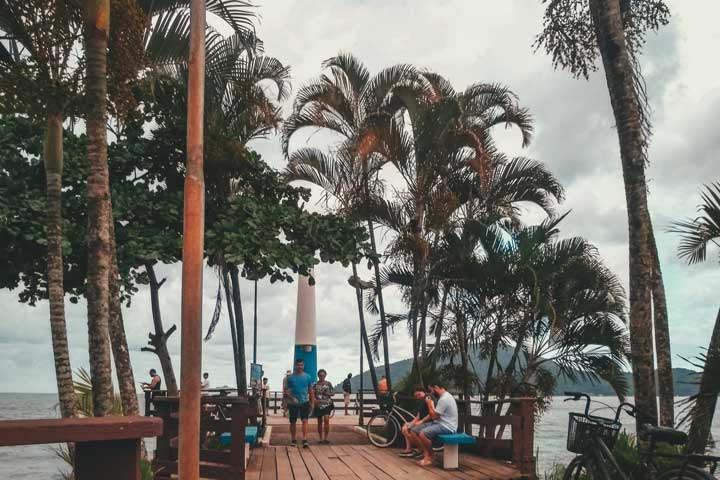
[418,459,433,467]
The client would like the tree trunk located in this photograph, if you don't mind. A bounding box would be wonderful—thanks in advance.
[43,114,78,419]
[431,286,448,369]
[83,0,115,417]
[649,226,675,427]
[230,265,247,392]
[589,0,659,430]
[222,267,242,391]
[367,218,392,391]
[686,306,720,454]
[141,263,178,395]
[352,262,379,395]
[108,220,139,416]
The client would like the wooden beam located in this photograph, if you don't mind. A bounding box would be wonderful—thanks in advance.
[0,416,162,446]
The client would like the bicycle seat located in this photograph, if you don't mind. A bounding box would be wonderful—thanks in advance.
[640,424,688,445]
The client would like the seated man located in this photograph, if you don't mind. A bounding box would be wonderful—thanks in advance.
[398,385,433,458]
[413,382,457,467]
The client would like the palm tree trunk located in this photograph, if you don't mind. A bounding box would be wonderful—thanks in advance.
[108,220,139,416]
[352,262,379,395]
[43,114,78,419]
[589,0,659,430]
[686,306,720,454]
[649,227,675,427]
[142,263,178,395]
[367,218,392,390]
[431,286,448,369]
[222,267,242,391]
[83,0,115,417]
[230,265,247,392]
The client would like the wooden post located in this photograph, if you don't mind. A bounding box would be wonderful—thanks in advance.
[179,0,205,479]
[516,399,536,480]
[231,401,248,475]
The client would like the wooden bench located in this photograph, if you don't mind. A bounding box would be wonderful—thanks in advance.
[438,433,476,469]
[0,416,162,480]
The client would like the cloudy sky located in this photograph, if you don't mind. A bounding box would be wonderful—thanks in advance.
[1,0,719,393]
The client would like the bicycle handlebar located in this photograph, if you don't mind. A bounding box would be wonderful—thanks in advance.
[564,392,641,423]
[564,391,591,415]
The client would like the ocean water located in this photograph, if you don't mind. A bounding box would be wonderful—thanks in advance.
[0,393,718,478]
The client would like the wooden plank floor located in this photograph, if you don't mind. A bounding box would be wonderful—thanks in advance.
[246,444,523,479]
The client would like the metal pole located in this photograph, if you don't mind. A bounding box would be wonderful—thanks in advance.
[253,280,257,365]
[179,0,205,479]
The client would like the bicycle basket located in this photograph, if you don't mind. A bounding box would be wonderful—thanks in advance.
[567,412,621,453]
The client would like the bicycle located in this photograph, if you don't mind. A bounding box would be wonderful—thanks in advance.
[366,392,442,452]
[562,391,720,480]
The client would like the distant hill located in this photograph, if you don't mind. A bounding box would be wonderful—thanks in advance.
[342,351,700,397]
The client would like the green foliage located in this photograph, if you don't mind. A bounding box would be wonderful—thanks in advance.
[534,0,671,80]
[0,1,83,118]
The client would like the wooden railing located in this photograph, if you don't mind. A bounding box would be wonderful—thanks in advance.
[0,416,162,480]
[458,397,536,479]
[151,395,256,480]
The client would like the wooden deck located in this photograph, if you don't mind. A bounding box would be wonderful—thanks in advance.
[246,423,523,480]
[247,444,523,479]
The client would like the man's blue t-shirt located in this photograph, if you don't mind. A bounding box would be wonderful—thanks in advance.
[286,372,312,404]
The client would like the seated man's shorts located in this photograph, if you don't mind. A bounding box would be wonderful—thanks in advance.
[288,402,311,423]
[415,421,454,440]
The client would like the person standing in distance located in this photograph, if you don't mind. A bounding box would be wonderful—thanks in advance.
[284,358,314,448]
[282,369,291,417]
[342,373,352,415]
[201,372,210,390]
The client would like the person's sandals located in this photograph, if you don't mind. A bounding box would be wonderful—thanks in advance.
[398,451,415,458]
[418,458,433,467]
[302,440,309,449]
[291,440,297,447]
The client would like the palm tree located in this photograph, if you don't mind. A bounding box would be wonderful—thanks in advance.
[535,0,673,429]
[0,0,82,419]
[282,54,416,391]
[284,141,385,394]
[131,0,258,397]
[670,182,720,453]
[438,216,629,422]
[152,30,290,391]
[81,0,115,417]
[365,73,536,383]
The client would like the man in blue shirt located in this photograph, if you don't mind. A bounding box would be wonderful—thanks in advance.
[284,358,314,447]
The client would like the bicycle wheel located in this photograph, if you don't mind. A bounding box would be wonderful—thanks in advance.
[563,456,596,480]
[366,412,399,448]
[656,466,714,480]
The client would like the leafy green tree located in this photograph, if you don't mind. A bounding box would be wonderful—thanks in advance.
[0,0,83,419]
[671,182,720,454]
[534,0,673,429]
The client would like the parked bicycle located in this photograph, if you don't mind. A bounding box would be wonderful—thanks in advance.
[366,392,442,451]
[563,391,720,480]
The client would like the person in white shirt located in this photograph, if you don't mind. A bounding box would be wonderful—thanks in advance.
[415,383,458,466]
[201,372,210,390]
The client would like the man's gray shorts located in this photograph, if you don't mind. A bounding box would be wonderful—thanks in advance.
[414,421,453,440]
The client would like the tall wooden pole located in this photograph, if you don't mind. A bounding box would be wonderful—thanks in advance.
[179,0,205,478]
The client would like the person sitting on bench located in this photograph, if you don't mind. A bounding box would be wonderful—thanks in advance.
[414,382,457,467]
[398,384,433,458]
